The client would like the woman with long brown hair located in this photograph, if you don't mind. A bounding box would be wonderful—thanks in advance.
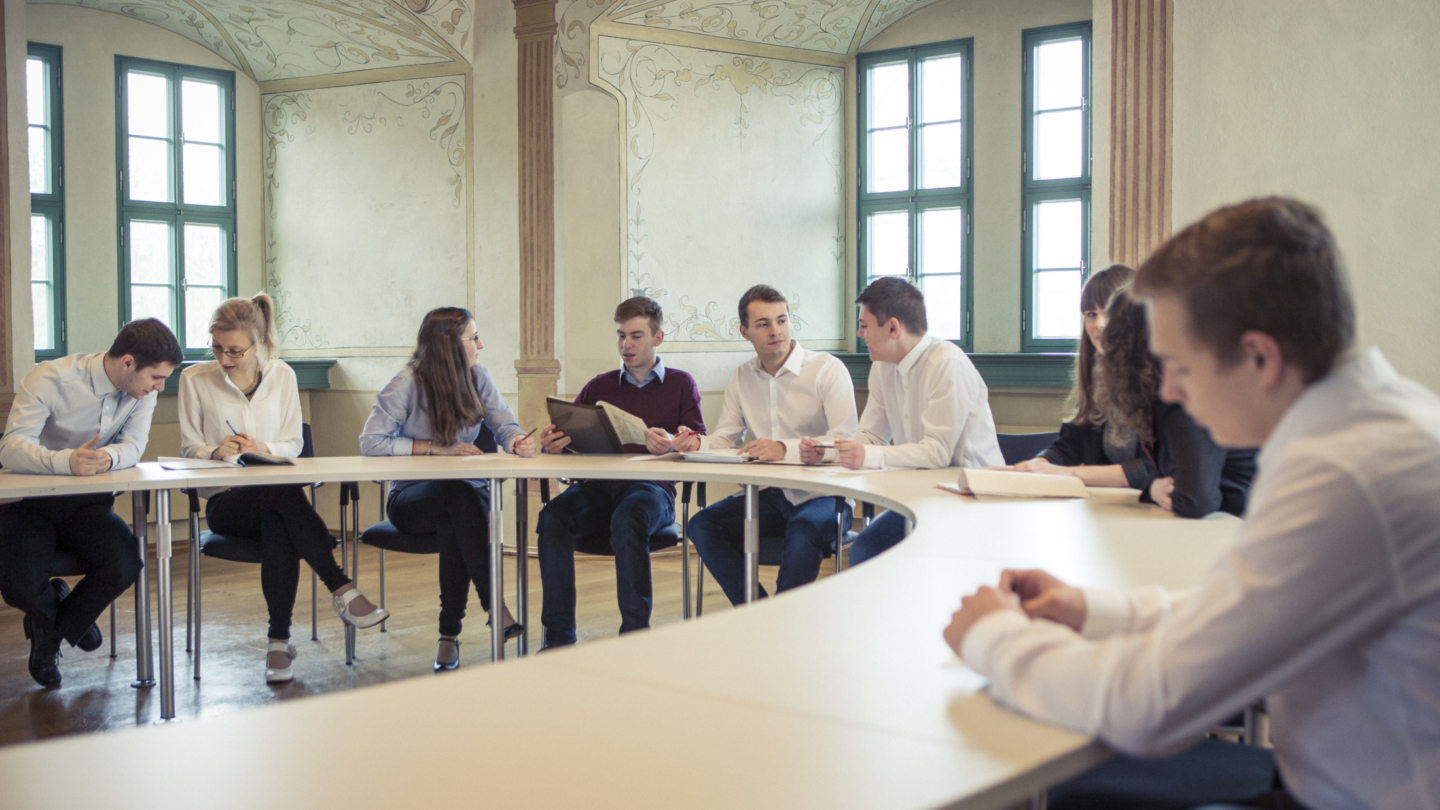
[1019,286,1257,517]
[180,295,387,684]
[360,307,536,671]
[1014,265,1137,484]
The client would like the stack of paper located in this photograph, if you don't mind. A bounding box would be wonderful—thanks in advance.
[157,456,238,471]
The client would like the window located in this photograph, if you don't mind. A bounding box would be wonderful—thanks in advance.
[1021,22,1092,352]
[29,43,65,360]
[858,40,973,350]
[116,56,236,356]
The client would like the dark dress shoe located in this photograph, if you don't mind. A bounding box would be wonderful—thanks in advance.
[485,614,524,641]
[434,637,461,673]
[49,579,102,652]
[22,614,63,688]
[536,638,575,654]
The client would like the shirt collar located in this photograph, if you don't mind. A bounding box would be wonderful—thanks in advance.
[1258,347,1392,470]
[621,356,666,387]
[895,334,938,377]
[88,353,120,400]
[777,341,805,377]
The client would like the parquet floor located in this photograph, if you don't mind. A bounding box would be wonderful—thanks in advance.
[0,500,846,748]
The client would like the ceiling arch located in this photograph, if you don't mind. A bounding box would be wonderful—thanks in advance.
[600,0,953,57]
[28,0,473,82]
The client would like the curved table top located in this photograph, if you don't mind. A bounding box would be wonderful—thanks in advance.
[0,455,1240,810]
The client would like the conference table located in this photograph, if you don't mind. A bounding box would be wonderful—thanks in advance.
[0,455,1240,809]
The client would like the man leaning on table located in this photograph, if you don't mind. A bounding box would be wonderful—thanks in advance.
[535,296,705,649]
[0,319,183,688]
[837,277,1003,566]
[677,284,859,604]
[945,198,1440,810]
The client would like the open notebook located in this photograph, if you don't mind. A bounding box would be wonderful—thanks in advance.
[157,452,294,471]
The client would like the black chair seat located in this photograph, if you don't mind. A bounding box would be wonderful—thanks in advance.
[360,520,440,555]
[575,523,681,556]
[49,550,85,579]
[998,431,1061,465]
[198,531,265,564]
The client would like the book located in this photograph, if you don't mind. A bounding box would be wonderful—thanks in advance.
[596,401,649,446]
[956,468,1089,499]
[545,397,627,454]
[155,452,294,470]
[939,471,1142,503]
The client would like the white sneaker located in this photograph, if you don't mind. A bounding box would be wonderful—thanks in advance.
[333,588,389,629]
[265,641,296,683]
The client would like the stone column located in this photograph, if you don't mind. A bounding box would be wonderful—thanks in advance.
[1109,0,1173,267]
[512,0,560,430]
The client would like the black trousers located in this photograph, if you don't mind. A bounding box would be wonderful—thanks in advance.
[1049,738,1300,810]
[205,485,351,640]
[387,480,493,637]
[0,493,143,645]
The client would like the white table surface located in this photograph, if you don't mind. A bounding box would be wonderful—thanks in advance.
[0,456,1240,810]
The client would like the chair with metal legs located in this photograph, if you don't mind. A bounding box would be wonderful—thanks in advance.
[532,477,694,633]
[182,424,332,679]
[693,484,863,616]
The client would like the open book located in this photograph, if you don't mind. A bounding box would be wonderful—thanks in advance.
[677,449,752,464]
[157,452,295,471]
[940,468,1140,503]
[545,397,649,454]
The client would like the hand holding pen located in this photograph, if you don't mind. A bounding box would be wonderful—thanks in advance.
[213,420,258,460]
[670,426,703,454]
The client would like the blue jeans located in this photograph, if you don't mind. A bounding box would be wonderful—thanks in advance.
[688,487,850,606]
[1049,738,1284,810]
[537,480,674,643]
[847,509,907,566]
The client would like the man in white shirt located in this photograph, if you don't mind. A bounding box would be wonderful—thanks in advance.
[0,319,182,688]
[837,277,1003,566]
[676,285,858,604]
[944,198,1440,809]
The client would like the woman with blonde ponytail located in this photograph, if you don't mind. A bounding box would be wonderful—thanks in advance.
[360,307,536,672]
[179,294,387,684]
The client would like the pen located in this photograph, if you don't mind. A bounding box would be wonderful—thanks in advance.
[225,420,240,436]
[519,427,538,443]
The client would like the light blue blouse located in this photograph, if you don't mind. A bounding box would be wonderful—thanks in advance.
[359,364,525,495]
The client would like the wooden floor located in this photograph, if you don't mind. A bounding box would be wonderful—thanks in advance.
[0,514,846,748]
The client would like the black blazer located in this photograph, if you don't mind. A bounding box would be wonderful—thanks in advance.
[1039,402,1256,518]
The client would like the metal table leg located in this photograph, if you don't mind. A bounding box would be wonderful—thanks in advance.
[514,479,528,656]
[681,488,692,620]
[489,478,505,663]
[154,490,175,721]
[743,484,759,604]
[130,491,155,688]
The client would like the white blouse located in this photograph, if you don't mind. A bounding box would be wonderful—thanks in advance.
[179,358,304,498]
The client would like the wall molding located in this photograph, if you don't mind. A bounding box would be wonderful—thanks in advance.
[836,352,1075,389]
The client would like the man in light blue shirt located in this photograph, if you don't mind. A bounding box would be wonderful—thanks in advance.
[0,319,182,688]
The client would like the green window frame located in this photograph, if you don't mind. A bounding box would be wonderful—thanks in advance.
[115,55,237,359]
[1020,21,1092,353]
[857,38,974,352]
[29,43,65,360]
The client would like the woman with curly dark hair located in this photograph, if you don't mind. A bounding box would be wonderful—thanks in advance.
[1018,288,1256,517]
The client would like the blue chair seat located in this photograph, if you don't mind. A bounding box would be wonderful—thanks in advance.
[49,550,85,578]
[359,520,440,555]
[198,531,265,564]
[574,522,681,556]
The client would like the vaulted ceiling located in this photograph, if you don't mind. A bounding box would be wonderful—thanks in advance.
[28,0,947,84]
[30,0,472,82]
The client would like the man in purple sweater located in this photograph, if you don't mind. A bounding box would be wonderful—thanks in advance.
[535,297,705,649]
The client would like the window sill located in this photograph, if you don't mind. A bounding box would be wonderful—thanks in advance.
[835,352,1075,389]
[159,358,336,394]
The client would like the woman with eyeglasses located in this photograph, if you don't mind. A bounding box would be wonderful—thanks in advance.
[179,294,387,683]
[360,307,536,672]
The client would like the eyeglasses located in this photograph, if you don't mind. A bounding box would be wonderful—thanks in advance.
[211,343,255,360]
[461,334,481,345]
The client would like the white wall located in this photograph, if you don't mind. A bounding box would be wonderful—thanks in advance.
[1172,0,1440,391]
